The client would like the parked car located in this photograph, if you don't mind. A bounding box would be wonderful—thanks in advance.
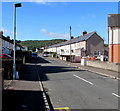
[96,55,108,61]
[104,55,108,61]
[43,53,49,57]
[31,53,38,58]
[0,54,12,59]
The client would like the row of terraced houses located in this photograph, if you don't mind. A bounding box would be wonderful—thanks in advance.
[0,31,27,55]
[44,31,107,62]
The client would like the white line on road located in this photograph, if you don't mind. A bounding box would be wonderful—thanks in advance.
[112,93,120,98]
[73,74,94,85]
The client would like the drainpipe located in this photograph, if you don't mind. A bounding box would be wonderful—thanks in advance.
[111,27,114,62]
[56,47,57,58]
[108,27,109,61]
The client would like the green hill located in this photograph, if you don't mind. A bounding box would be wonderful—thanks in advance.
[21,39,67,51]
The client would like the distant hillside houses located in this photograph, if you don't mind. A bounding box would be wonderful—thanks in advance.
[44,31,105,62]
[0,31,26,55]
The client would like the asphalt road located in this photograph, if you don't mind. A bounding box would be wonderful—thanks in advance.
[38,56,119,110]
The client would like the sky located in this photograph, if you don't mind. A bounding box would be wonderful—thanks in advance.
[1,2,118,43]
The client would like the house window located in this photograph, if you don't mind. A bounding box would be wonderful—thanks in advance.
[61,49,64,52]
[94,51,100,56]
[61,49,65,54]
[71,50,74,53]
[66,50,69,53]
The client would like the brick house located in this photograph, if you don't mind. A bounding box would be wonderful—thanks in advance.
[108,14,120,63]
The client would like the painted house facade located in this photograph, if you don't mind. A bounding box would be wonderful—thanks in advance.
[0,31,24,54]
[108,14,120,63]
[44,31,104,62]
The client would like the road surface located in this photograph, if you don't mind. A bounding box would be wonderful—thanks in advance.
[38,56,119,110]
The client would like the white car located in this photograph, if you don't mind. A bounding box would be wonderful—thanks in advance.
[43,53,48,57]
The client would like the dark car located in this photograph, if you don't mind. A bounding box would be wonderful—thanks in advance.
[31,53,38,58]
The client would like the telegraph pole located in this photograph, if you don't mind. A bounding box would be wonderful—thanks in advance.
[70,26,72,62]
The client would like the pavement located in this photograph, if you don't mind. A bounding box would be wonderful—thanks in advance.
[47,57,119,80]
[3,63,46,111]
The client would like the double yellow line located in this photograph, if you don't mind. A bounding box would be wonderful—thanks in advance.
[54,107,71,111]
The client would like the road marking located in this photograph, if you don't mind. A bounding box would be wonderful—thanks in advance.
[35,64,49,109]
[112,93,120,98]
[73,74,94,85]
[54,107,71,111]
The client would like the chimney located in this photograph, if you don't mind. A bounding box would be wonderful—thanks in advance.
[0,31,3,35]
[71,36,74,39]
[82,31,87,36]
[6,36,10,39]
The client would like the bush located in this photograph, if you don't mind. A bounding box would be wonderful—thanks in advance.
[22,51,32,62]
[10,50,24,57]
[53,52,57,57]
[16,50,24,57]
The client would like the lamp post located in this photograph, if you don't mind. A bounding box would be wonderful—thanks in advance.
[13,3,22,79]
[70,26,72,62]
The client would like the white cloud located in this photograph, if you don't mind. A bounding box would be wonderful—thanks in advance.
[41,28,69,39]
[80,14,96,20]
[29,0,47,4]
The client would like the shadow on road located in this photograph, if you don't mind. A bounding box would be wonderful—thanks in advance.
[3,89,45,111]
[19,65,40,81]
[2,56,86,111]
[41,65,84,74]
[29,56,50,64]
[19,56,85,81]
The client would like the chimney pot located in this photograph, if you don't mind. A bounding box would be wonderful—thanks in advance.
[0,31,3,35]
[71,36,74,39]
[83,31,87,36]
[6,36,10,39]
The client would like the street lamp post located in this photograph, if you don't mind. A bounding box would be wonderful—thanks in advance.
[13,3,22,79]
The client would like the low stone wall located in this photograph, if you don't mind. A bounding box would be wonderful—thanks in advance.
[86,60,120,72]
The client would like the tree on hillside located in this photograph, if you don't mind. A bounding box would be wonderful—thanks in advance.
[21,39,66,51]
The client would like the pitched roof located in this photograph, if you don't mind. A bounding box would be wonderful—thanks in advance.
[0,33,24,49]
[47,31,97,48]
[74,31,96,42]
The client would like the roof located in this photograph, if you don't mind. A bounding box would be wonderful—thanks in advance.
[47,31,97,48]
[108,14,120,27]
[0,32,24,49]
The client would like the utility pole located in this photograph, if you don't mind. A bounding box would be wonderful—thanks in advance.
[70,26,72,62]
